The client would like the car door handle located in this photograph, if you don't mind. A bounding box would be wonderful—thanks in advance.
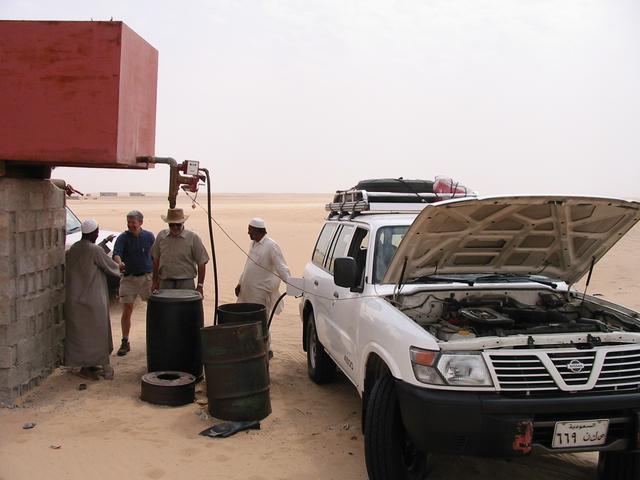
[313,280,319,286]
[333,291,339,299]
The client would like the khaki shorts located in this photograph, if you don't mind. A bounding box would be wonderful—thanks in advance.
[119,273,152,304]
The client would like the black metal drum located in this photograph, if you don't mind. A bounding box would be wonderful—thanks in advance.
[146,289,204,379]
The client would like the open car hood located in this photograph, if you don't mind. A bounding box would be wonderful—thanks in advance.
[383,195,640,286]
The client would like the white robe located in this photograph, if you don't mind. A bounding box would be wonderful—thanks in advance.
[237,236,290,316]
[64,239,121,367]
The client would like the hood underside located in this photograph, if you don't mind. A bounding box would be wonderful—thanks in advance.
[383,195,640,285]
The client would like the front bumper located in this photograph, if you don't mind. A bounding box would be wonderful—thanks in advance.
[395,380,640,457]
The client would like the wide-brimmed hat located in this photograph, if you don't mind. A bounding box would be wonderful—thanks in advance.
[161,208,189,224]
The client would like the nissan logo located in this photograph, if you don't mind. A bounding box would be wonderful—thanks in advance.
[567,359,585,373]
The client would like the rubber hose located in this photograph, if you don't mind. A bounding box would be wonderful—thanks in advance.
[200,168,219,324]
[268,292,287,330]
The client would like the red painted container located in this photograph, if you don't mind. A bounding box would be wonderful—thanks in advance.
[0,21,158,169]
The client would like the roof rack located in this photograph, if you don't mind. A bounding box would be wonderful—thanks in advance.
[325,190,469,218]
[326,187,475,218]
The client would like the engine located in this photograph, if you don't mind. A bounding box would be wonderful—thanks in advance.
[396,291,637,341]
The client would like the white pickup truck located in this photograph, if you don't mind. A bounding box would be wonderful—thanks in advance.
[297,179,640,480]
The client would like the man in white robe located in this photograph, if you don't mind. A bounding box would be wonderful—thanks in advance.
[235,218,290,318]
[64,219,121,380]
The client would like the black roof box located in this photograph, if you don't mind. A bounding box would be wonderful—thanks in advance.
[354,178,434,194]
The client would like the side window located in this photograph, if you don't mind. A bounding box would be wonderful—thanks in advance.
[373,226,409,283]
[326,225,355,274]
[312,223,338,267]
[348,227,369,285]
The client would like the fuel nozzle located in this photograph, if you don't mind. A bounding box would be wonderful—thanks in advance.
[170,161,204,203]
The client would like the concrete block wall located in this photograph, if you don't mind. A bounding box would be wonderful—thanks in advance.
[0,178,66,404]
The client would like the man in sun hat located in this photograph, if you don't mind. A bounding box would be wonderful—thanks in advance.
[235,217,290,318]
[151,207,209,295]
[64,219,121,381]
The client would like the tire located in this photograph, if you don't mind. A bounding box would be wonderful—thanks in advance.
[140,371,196,406]
[364,374,429,480]
[598,451,640,479]
[306,312,336,384]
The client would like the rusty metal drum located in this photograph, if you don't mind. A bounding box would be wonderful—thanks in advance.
[200,319,271,421]
[216,303,269,349]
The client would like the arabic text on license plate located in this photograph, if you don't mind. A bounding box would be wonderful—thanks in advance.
[552,419,609,448]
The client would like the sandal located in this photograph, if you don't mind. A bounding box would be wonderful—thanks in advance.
[78,367,100,381]
[101,365,114,380]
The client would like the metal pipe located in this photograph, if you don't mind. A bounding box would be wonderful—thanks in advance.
[138,156,177,168]
[137,156,179,208]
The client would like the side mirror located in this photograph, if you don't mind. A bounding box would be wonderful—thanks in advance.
[334,257,358,288]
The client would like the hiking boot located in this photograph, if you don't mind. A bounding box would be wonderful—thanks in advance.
[117,339,130,356]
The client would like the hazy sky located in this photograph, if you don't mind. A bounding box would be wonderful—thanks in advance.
[3,1,639,196]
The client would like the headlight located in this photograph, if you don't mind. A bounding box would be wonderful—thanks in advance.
[437,353,493,387]
[409,347,444,385]
[409,348,493,387]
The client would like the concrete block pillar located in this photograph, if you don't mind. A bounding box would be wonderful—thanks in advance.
[0,178,65,404]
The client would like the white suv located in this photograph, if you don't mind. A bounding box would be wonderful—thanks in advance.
[297,179,640,480]
[65,206,118,252]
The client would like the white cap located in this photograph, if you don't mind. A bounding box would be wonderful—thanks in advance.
[249,217,266,229]
[81,219,99,234]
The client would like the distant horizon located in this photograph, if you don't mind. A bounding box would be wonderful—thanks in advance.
[66,190,640,202]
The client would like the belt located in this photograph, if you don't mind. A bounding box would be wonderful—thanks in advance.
[124,272,149,277]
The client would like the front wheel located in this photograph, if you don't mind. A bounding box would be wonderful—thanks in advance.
[598,451,640,479]
[364,374,429,480]
[306,312,335,384]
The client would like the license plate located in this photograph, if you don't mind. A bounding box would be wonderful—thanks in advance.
[552,419,609,448]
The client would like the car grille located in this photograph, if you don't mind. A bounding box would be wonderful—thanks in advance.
[487,347,640,394]
[548,351,596,387]
[489,354,557,392]
[596,349,640,391]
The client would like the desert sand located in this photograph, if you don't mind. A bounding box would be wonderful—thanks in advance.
[1,193,639,480]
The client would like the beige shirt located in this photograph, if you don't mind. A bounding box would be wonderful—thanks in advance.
[151,228,209,280]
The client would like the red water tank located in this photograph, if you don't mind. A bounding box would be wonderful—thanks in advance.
[0,20,158,169]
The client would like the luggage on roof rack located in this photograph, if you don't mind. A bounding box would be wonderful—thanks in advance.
[354,178,434,194]
[326,177,475,218]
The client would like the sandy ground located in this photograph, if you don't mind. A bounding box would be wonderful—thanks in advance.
[1,193,639,480]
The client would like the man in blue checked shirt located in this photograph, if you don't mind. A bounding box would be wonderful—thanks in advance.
[112,210,155,357]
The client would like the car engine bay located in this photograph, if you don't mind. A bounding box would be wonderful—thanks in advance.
[393,290,640,341]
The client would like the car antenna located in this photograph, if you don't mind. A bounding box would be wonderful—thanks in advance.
[581,256,596,304]
[393,257,409,302]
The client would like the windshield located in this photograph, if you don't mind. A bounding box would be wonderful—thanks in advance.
[66,207,81,234]
[373,225,409,283]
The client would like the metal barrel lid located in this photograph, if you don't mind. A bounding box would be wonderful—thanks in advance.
[149,289,202,303]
